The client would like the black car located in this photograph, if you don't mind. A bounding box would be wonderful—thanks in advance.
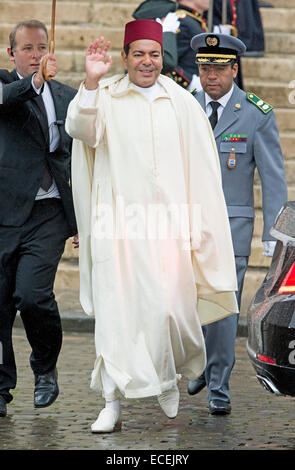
[247,201,295,396]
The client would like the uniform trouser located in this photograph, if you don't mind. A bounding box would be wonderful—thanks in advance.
[0,199,69,403]
[202,256,249,403]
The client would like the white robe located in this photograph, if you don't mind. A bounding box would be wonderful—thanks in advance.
[65,74,238,399]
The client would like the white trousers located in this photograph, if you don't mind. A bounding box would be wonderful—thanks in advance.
[101,364,120,401]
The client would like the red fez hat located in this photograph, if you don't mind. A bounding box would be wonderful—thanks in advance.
[124,19,163,48]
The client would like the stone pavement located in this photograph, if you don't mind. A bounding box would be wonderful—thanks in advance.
[1,326,295,451]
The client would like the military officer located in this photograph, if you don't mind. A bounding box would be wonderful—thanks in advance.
[187,33,287,415]
[168,0,209,90]
[210,0,265,90]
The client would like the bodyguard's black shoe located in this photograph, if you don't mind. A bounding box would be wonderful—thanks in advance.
[34,368,59,408]
[187,375,206,395]
[209,399,231,415]
[0,396,7,417]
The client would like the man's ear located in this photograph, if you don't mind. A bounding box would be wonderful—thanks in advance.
[232,62,239,79]
[121,49,127,69]
[7,48,15,62]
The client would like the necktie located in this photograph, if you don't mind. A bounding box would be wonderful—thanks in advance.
[34,95,53,191]
[209,101,220,130]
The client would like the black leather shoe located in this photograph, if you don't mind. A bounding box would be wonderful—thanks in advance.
[0,396,7,417]
[209,399,231,415]
[187,375,206,395]
[34,368,59,408]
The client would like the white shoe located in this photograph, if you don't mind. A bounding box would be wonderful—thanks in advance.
[91,407,122,433]
[157,385,179,419]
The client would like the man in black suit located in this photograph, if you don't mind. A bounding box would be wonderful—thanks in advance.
[0,19,77,417]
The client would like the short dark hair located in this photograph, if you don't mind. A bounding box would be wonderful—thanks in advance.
[9,20,48,50]
[124,44,130,57]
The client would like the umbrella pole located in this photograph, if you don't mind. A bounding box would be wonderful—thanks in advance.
[222,0,227,25]
[208,0,214,32]
[42,0,56,81]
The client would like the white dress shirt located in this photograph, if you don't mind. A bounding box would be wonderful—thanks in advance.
[204,85,234,121]
[17,72,61,199]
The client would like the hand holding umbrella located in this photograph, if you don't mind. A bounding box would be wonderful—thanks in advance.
[41,0,56,81]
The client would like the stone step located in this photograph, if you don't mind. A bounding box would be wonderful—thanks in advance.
[0,24,125,50]
[0,1,136,26]
[284,160,295,184]
[253,211,263,238]
[0,1,91,24]
[261,7,295,32]
[244,79,293,108]
[275,108,295,132]
[63,238,78,259]
[249,237,273,268]
[242,55,295,82]
[265,32,295,54]
[1,2,294,31]
[279,132,295,159]
[252,210,291,239]
[55,259,79,290]
[269,0,294,7]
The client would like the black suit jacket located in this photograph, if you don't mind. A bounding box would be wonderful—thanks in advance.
[0,69,77,235]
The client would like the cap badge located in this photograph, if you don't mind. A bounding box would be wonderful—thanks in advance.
[205,35,219,47]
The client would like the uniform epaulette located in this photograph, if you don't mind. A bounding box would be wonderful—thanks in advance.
[176,9,207,29]
[176,9,187,19]
[246,92,273,114]
[167,68,190,89]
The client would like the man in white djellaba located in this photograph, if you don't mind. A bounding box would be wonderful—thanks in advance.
[65,19,238,433]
